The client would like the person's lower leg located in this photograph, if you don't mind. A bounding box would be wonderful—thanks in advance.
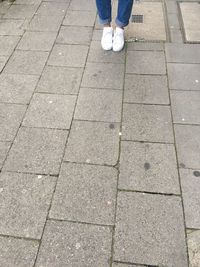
[115,0,134,28]
[96,0,112,26]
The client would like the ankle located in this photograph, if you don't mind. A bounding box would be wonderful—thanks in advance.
[104,23,111,27]
[115,25,124,30]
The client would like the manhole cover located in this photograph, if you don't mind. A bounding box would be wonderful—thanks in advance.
[131,14,144,23]
[179,2,200,42]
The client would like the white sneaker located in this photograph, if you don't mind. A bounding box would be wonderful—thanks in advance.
[101,27,113,51]
[113,27,125,52]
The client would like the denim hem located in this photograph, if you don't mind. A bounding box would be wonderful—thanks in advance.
[99,17,112,25]
[115,17,129,28]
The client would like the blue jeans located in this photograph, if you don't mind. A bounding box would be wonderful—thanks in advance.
[96,0,134,27]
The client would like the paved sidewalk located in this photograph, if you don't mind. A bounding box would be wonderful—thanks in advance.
[0,0,200,266]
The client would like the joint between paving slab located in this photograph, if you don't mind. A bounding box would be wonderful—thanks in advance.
[0,101,28,106]
[123,101,170,106]
[46,42,89,48]
[81,85,122,91]
[126,41,165,51]
[62,159,119,169]
[48,217,114,228]
[114,260,159,267]
[125,72,167,76]
[170,88,200,92]
[0,169,59,177]
[0,233,40,242]
[73,118,121,124]
[187,228,200,232]
[173,122,200,127]
[19,125,70,131]
[32,91,78,97]
[126,39,166,44]
[166,61,200,65]
[118,188,181,197]
[121,139,174,145]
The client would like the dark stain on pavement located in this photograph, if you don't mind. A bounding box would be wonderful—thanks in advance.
[144,162,150,171]
[193,171,200,177]
[109,123,115,129]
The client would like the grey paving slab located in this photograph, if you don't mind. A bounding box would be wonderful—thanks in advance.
[122,104,174,143]
[124,74,169,104]
[4,127,68,175]
[48,44,88,68]
[88,40,125,64]
[3,4,37,19]
[168,63,200,90]
[81,62,124,89]
[126,51,166,74]
[63,10,96,27]
[37,2,68,17]
[0,142,10,169]
[114,192,188,266]
[64,120,120,165]
[36,66,83,95]
[35,220,112,267]
[92,29,102,41]
[0,172,55,239]
[74,87,122,122]
[0,19,25,35]
[23,93,76,129]
[4,50,49,75]
[0,73,39,104]
[0,236,38,267]
[119,142,180,194]
[187,230,200,267]
[0,103,26,142]
[127,42,164,51]
[171,90,200,124]
[180,169,200,229]
[0,36,20,56]
[50,163,117,224]
[27,14,63,31]
[17,31,57,51]
[175,124,200,169]
[69,0,97,11]
[57,26,93,45]
[0,1,11,14]
[165,44,200,63]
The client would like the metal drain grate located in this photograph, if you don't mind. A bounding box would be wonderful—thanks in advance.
[131,14,144,23]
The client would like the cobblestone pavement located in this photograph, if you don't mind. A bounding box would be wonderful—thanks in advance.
[0,0,200,266]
